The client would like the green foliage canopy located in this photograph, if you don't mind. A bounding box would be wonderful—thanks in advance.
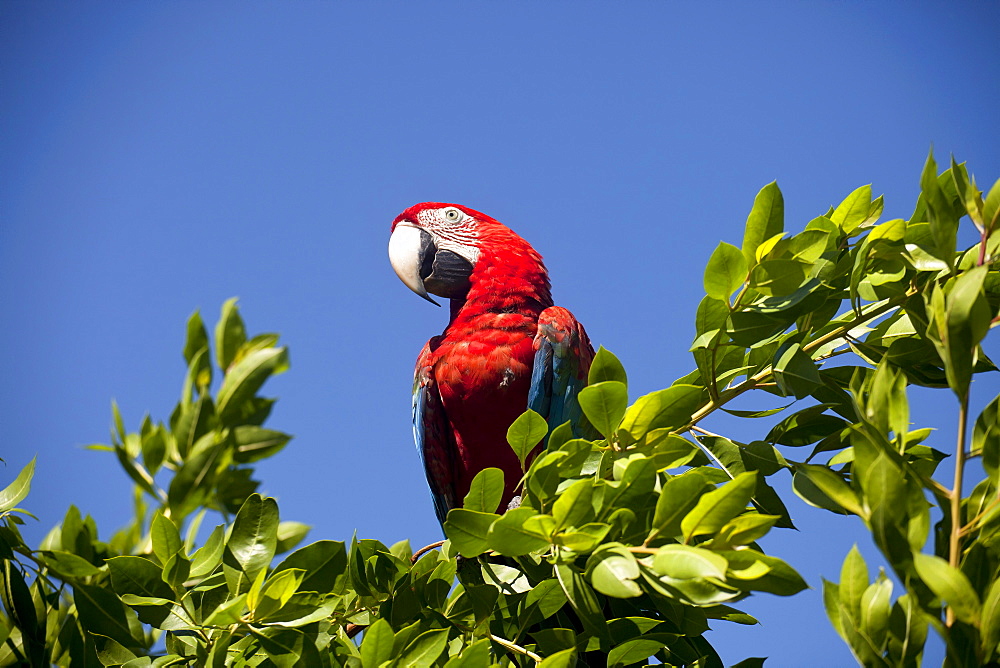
[0,151,998,666]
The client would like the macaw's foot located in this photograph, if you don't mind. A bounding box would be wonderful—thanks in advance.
[506,495,522,511]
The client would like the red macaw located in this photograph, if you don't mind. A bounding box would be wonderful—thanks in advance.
[389,202,594,525]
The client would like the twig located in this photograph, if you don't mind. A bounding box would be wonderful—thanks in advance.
[680,296,907,432]
[411,540,445,564]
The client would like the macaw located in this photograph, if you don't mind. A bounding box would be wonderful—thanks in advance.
[388,202,594,525]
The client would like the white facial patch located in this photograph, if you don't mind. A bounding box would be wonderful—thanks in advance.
[418,208,481,267]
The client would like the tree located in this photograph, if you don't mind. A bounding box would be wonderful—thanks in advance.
[0,150,997,666]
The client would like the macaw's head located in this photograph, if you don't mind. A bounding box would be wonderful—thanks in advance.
[389,202,543,306]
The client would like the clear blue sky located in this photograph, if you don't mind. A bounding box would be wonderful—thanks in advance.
[2,2,998,665]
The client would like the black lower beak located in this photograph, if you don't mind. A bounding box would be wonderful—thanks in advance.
[421,246,474,300]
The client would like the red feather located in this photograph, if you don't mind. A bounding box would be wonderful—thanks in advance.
[401,203,591,521]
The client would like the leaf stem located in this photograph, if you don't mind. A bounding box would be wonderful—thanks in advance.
[946,391,970,628]
[489,633,542,663]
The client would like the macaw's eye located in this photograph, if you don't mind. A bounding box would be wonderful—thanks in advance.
[444,208,464,223]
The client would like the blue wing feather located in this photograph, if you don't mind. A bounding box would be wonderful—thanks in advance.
[413,339,455,526]
[528,307,595,442]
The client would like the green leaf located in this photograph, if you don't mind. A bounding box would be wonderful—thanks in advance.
[555,522,610,553]
[652,544,727,580]
[396,628,449,668]
[251,569,305,620]
[647,432,700,470]
[272,540,347,594]
[555,563,611,646]
[488,507,550,556]
[619,384,702,441]
[578,381,628,439]
[750,259,809,297]
[981,577,1000,660]
[275,521,311,555]
[92,633,139,665]
[831,185,873,233]
[696,296,730,338]
[216,347,290,424]
[645,547,739,606]
[860,574,892,650]
[681,471,757,541]
[232,426,293,464]
[608,639,667,668]
[586,544,642,598]
[975,394,1000,487]
[727,310,789,347]
[507,409,549,470]
[183,310,210,364]
[722,405,791,419]
[704,241,748,301]
[140,423,167,475]
[202,593,248,627]
[223,493,279,595]
[215,297,247,370]
[74,583,142,651]
[539,648,577,668]
[589,346,627,387]
[648,472,709,542]
[35,550,100,578]
[742,181,784,268]
[1,561,38,637]
[920,151,960,264]
[944,264,991,398]
[443,640,492,668]
[183,311,212,396]
[189,525,226,578]
[772,343,821,399]
[792,464,865,517]
[912,552,981,625]
[462,467,504,514]
[162,552,191,591]
[360,618,394,668]
[0,457,35,514]
[107,556,175,601]
[888,594,928,667]
[721,549,808,596]
[710,514,779,549]
[151,513,183,565]
[984,177,1000,231]
[443,509,498,557]
[839,546,869,623]
[552,478,595,530]
[767,407,846,447]
[787,229,832,263]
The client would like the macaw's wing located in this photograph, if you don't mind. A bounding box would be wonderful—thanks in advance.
[413,339,457,526]
[528,306,596,439]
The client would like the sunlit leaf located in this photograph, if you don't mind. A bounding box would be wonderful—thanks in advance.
[705,241,748,301]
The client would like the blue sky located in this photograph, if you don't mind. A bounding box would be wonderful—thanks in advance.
[2,2,999,665]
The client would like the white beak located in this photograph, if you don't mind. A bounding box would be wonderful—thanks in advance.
[388,223,440,305]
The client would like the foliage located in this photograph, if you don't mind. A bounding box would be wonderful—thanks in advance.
[0,151,997,666]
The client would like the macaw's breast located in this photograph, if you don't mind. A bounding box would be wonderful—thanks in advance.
[429,311,539,509]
